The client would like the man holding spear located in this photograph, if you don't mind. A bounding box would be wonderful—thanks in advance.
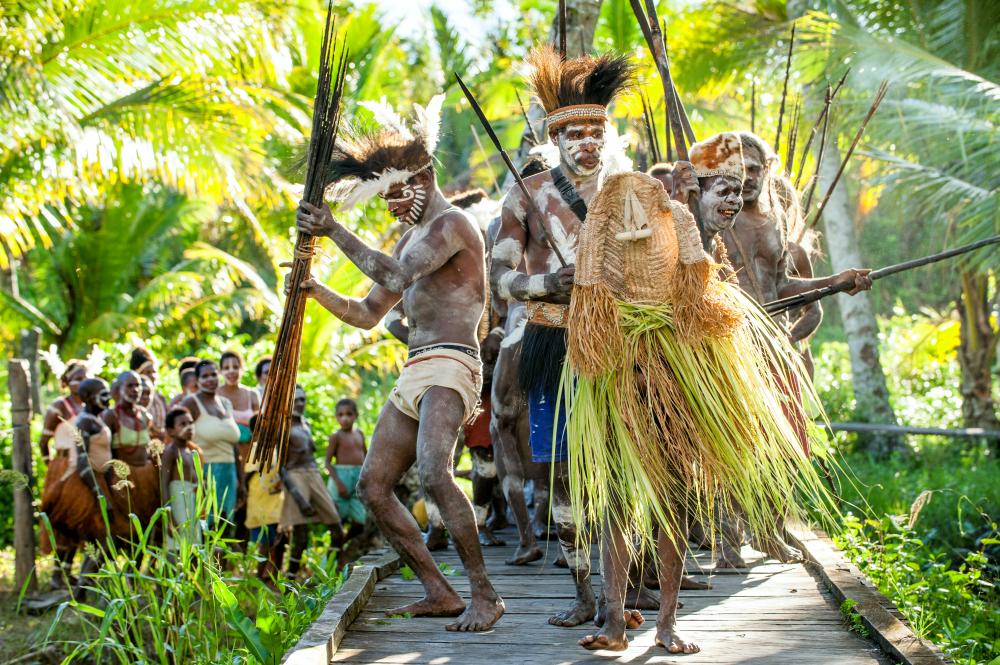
[292,96,505,632]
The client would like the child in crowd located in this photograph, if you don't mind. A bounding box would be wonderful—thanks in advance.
[280,387,342,578]
[244,414,286,585]
[325,398,367,532]
[159,407,204,548]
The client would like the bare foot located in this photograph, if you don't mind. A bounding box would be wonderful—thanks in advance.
[656,624,700,654]
[479,528,506,547]
[505,544,543,565]
[386,594,465,618]
[424,526,449,552]
[625,584,659,610]
[755,536,803,563]
[445,595,505,632]
[681,576,712,590]
[715,550,747,569]
[579,629,628,651]
[553,555,568,569]
[548,599,596,627]
[595,606,647,629]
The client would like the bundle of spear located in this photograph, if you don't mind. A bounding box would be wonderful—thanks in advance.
[251,3,349,470]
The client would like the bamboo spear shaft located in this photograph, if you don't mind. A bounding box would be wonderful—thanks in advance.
[455,73,568,268]
[762,235,1000,315]
[804,81,889,232]
[774,23,796,154]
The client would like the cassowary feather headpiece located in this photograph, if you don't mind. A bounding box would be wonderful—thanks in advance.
[526,45,634,134]
[326,95,444,208]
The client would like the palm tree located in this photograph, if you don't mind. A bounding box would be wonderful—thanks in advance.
[796,1,1000,438]
[0,0,317,269]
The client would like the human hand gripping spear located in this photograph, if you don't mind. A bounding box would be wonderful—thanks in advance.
[762,235,1000,315]
[454,72,568,268]
[251,3,349,470]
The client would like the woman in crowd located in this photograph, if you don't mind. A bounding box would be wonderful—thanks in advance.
[38,360,88,584]
[131,347,168,440]
[182,360,244,524]
[218,350,260,465]
[102,371,161,528]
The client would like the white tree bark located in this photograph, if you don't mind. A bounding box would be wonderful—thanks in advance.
[818,146,905,456]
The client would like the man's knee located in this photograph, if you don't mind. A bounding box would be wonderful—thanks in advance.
[357,471,391,510]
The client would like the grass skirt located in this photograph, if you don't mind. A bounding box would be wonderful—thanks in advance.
[560,284,834,552]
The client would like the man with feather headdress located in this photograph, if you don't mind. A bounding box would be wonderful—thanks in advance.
[491,45,643,630]
[293,96,505,632]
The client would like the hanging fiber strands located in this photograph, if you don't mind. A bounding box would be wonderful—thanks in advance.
[252,3,348,470]
[559,171,836,555]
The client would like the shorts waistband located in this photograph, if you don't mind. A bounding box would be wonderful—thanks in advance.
[407,343,479,362]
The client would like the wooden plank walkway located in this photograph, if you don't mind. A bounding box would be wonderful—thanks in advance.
[328,527,892,665]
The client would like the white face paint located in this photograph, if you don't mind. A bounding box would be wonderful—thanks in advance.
[385,182,428,225]
[556,123,605,177]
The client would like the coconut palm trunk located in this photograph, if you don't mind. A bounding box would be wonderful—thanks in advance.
[957,272,1000,451]
[818,146,905,457]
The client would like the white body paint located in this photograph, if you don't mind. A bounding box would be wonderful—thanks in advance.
[472,456,497,479]
[500,317,526,349]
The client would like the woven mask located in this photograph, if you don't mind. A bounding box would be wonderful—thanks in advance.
[567,172,743,376]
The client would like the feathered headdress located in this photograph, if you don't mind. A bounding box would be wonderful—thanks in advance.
[40,344,107,384]
[326,95,445,208]
[526,45,634,134]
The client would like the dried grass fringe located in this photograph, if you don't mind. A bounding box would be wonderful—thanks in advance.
[567,282,624,377]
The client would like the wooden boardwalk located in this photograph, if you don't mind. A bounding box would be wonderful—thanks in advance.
[325,528,894,665]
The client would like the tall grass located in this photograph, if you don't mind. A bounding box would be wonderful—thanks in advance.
[39,468,343,664]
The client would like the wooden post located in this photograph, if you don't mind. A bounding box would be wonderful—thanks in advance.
[9,360,37,594]
[19,328,42,415]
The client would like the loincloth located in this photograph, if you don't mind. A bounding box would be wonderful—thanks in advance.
[462,395,492,449]
[280,467,340,529]
[388,344,482,423]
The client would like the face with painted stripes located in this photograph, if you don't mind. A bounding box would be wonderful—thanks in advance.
[382,168,432,225]
[551,122,605,177]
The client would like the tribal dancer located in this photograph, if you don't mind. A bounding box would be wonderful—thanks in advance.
[562,133,837,653]
[492,45,640,628]
[292,96,504,632]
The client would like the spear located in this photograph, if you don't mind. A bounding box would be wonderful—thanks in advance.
[774,23,796,154]
[794,68,849,189]
[785,96,801,177]
[557,0,567,57]
[455,72,568,268]
[640,90,661,163]
[804,81,889,231]
[762,235,1000,315]
[750,77,757,135]
[252,1,348,469]
[514,88,541,145]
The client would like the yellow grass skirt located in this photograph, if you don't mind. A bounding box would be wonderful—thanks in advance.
[559,283,834,551]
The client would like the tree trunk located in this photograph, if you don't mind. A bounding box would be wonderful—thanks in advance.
[19,328,42,415]
[9,359,38,594]
[502,0,605,188]
[818,147,905,457]
[956,271,1000,453]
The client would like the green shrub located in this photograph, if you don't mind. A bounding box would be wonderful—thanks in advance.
[836,514,999,664]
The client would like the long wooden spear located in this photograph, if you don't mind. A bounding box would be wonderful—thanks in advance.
[774,23,796,154]
[251,2,348,469]
[762,235,1000,315]
[750,77,757,135]
[794,68,849,189]
[640,91,661,163]
[804,81,889,231]
[558,0,567,57]
[455,73,568,268]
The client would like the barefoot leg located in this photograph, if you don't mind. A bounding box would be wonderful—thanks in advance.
[580,519,629,651]
[716,507,747,569]
[548,466,596,627]
[492,341,543,565]
[414,388,505,632]
[358,403,465,618]
[471,448,505,546]
[655,512,699,654]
